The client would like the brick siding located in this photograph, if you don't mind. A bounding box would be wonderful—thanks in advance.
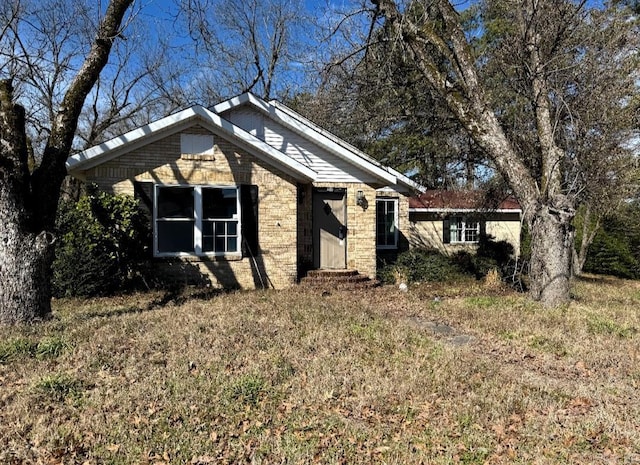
[82,125,299,289]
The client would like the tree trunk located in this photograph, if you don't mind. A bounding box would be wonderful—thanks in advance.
[0,225,54,324]
[0,81,53,324]
[528,202,575,307]
[572,204,600,277]
[0,0,133,324]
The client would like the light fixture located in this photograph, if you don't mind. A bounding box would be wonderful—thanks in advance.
[356,190,368,210]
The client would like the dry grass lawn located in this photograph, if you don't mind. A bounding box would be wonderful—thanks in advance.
[0,275,639,464]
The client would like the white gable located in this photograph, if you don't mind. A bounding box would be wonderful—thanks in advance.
[215,93,424,193]
[225,105,379,183]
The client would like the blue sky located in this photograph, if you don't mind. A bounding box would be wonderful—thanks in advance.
[132,0,360,100]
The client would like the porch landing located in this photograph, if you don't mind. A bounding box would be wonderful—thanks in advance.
[299,269,379,289]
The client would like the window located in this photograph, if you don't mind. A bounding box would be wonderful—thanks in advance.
[155,185,240,256]
[181,134,214,155]
[376,198,399,249]
[448,216,479,243]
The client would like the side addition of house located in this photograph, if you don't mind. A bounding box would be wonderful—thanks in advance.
[67,93,421,290]
[408,190,522,257]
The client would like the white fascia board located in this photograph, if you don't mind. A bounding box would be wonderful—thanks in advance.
[398,177,425,193]
[67,105,317,182]
[409,208,523,214]
[212,93,252,114]
[67,108,200,171]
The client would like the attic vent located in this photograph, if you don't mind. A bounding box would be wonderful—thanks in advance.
[181,134,214,156]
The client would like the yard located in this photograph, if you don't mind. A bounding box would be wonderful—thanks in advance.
[0,276,638,464]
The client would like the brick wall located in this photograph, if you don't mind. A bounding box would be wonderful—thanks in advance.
[81,125,299,289]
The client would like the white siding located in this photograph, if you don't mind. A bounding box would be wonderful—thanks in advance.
[223,106,378,183]
[225,107,265,140]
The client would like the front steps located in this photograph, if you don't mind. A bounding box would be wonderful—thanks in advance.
[299,269,378,290]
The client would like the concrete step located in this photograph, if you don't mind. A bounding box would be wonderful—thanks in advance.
[299,269,379,289]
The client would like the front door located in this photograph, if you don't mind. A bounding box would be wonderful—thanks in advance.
[313,189,347,269]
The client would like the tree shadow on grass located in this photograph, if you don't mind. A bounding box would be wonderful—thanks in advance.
[576,273,631,286]
[76,286,230,321]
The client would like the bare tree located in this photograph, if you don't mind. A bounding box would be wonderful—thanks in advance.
[77,32,178,150]
[179,0,312,102]
[301,21,489,189]
[360,0,638,306]
[0,0,135,323]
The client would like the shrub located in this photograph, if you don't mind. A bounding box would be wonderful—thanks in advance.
[53,187,151,297]
[378,248,463,284]
[378,238,518,286]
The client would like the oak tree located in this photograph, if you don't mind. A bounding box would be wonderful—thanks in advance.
[0,0,135,323]
[360,0,638,306]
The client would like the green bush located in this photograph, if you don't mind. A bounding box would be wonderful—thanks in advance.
[53,187,151,297]
[452,236,515,279]
[378,238,517,285]
[378,248,463,284]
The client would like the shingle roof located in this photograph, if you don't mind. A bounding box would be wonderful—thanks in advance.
[409,190,521,212]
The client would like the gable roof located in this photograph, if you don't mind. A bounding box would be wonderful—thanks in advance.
[66,105,317,182]
[410,190,522,213]
[214,92,424,193]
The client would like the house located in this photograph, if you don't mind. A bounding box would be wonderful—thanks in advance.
[408,190,522,256]
[66,93,420,289]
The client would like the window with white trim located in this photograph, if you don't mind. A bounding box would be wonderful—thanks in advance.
[154,185,240,256]
[376,198,399,249]
[449,216,479,243]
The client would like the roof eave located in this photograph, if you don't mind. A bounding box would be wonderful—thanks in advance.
[217,93,402,186]
[67,105,317,183]
[66,108,201,172]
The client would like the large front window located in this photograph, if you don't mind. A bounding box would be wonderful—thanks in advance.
[450,216,479,243]
[155,185,240,256]
[376,198,399,249]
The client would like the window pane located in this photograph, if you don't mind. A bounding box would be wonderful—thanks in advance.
[157,187,194,218]
[214,221,226,234]
[202,220,214,252]
[376,199,397,247]
[215,236,225,251]
[466,221,479,242]
[203,188,237,219]
[157,221,194,253]
[203,236,214,252]
[227,222,237,236]
[202,220,214,236]
[385,211,395,233]
[227,237,237,252]
[450,217,460,242]
[376,201,387,245]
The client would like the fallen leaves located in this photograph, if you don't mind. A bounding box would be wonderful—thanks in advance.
[1,283,639,464]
